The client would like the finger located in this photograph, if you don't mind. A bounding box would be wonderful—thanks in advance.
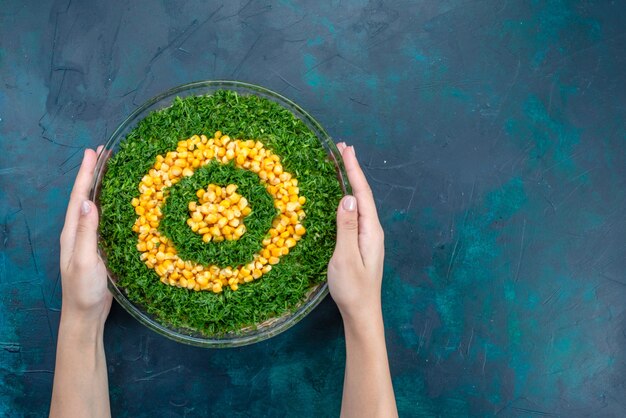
[72,200,100,268]
[61,149,98,254]
[341,145,379,224]
[336,142,347,153]
[334,195,363,266]
[96,145,104,154]
[340,145,385,266]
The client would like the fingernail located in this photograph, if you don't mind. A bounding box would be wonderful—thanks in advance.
[81,200,91,215]
[342,195,356,211]
[348,146,355,156]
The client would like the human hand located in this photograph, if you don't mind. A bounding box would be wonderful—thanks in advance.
[51,146,112,418]
[328,143,385,325]
[59,146,112,329]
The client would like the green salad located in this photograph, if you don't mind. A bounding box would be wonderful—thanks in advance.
[98,90,342,336]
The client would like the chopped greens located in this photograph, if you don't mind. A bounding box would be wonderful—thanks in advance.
[160,161,277,267]
[99,90,342,336]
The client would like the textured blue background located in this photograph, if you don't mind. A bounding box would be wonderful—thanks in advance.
[1,0,625,416]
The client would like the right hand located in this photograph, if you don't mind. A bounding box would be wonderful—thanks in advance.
[327,143,385,324]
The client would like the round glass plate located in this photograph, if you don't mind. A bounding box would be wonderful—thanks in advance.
[90,80,350,347]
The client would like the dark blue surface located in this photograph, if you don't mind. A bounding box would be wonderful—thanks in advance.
[1,1,625,416]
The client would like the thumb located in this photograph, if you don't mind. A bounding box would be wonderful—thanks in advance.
[334,195,360,255]
[74,200,100,263]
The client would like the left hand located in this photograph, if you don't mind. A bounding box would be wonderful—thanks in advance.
[59,146,112,327]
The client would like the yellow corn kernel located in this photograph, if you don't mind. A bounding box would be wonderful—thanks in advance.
[295,224,306,236]
[269,256,280,265]
[235,225,246,237]
[162,259,173,271]
[229,194,241,204]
